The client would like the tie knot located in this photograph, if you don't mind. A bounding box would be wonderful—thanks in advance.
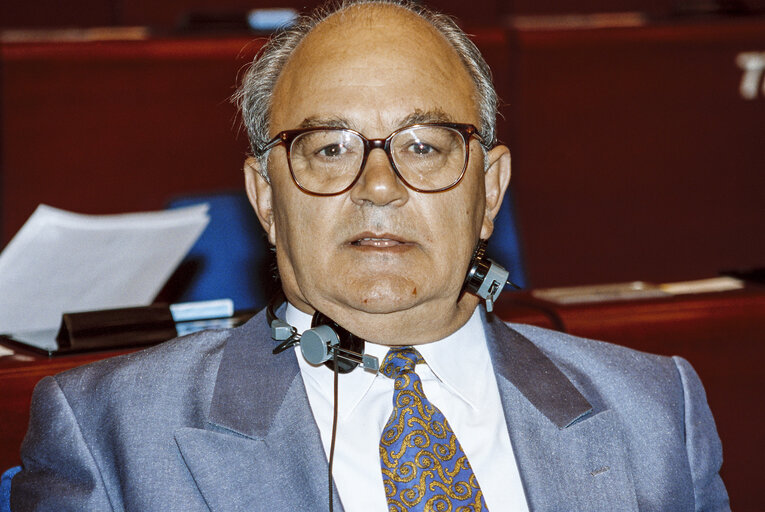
[380,347,424,378]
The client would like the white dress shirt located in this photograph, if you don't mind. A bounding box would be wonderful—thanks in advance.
[287,304,529,511]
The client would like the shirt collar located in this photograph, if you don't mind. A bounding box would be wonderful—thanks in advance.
[286,304,488,418]
[414,307,489,410]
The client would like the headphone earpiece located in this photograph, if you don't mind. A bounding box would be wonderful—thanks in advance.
[311,311,366,373]
[461,239,516,312]
[268,292,380,372]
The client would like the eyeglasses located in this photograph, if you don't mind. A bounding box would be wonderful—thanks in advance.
[257,123,486,196]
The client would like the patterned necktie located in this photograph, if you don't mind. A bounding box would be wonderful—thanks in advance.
[379,347,488,512]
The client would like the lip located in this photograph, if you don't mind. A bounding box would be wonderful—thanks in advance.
[346,231,414,250]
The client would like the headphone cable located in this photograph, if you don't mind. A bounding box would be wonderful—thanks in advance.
[328,348,340,512]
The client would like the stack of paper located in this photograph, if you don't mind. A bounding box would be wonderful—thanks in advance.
[0,204,210,339]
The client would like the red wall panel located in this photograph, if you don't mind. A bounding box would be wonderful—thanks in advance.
[505,18,765,287]
[1,38,262,244]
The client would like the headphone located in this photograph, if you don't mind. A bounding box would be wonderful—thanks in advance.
[268,239,517,373]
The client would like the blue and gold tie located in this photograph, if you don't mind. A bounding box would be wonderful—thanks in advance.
[379,347,488,512]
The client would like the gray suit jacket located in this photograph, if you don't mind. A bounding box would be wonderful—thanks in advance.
[12,309,728,511]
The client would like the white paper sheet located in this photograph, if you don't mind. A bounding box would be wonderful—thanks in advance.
[0,204,210,333]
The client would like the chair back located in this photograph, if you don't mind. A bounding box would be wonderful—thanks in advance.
[1,466,21,512]
[164,191,275,311]
[490,192,527,288]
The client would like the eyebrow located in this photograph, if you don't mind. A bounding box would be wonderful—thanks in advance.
[298,116,350,129]
[396,109,455,127]
[296,109,456,132]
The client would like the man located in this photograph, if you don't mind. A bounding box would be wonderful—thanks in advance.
[12,1,728,511]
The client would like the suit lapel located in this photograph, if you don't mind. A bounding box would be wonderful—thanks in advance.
[484,313,639,511]
[174,310,342,512]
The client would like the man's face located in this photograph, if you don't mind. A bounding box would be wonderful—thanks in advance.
[246,6,510,344]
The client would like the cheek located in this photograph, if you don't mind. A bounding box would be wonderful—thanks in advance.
[426,196,483,272]
[439,179,485,236]
[271,186,308,257]
[272,188,337,272]
[445,181,486,262]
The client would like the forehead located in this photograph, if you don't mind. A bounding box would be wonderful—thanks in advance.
[269,5,479,134]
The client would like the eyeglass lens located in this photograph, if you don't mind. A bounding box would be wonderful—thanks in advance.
[289,126,467,194]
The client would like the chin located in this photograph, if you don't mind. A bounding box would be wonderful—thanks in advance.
[341,276,424,314]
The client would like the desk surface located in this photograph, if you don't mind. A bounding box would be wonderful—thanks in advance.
[2,286,764,509]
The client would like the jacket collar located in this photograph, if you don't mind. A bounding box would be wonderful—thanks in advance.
[482,308,593,428]
[483,310,638,510]
[207,308,301,438]
[178,309,343,511]
[210,306,595,437]
[208,307,598,437]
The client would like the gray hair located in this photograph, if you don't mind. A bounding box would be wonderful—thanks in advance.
[233,0,498,178]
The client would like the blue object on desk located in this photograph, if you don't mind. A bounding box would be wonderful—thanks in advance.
[247,8,298,31]
[1,466,21,512]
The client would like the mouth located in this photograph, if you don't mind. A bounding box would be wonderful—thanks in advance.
[348,232,413,249]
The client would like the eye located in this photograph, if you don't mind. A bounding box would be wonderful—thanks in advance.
[408,142,435,155]
[316,144,347,158]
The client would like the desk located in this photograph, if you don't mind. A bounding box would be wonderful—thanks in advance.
[1,286,763,509]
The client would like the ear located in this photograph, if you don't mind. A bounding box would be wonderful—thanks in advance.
[480,144,512,240]
[244,157,277,245]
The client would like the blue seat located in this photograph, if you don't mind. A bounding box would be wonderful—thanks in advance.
[164,188,526,312]
[165,191,275,312]
[1,466,21,512]
[489,192,527,289]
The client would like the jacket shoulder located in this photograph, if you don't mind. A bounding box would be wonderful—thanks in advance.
[55,327,230,391]
[506,322,678,379]
[45,327,233,434]
[501,321,690,425]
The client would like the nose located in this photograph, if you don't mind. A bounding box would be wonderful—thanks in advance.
[349,148,409,206]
